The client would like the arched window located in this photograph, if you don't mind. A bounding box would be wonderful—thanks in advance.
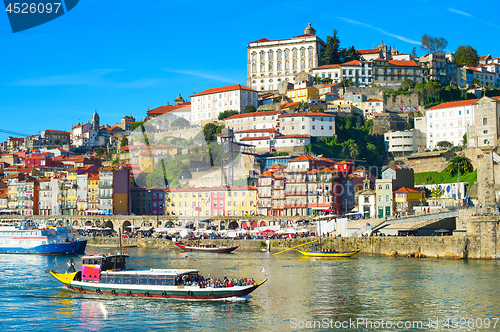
[293,61,297,69]
[285,61,289,70]
[285,50,289,59]
[268,51,273,61]
[269,62,273,71]
[252,53,256,62]
[293,49,297,58]
[309,48,313,57]
[300,48,305,57]
[277,51,282,60]
[252,64,256,72]
[260,63,265,72]
[300,60,305,69]
[308,59,313,68]
[277,62,282,70]
[260,52,265,61]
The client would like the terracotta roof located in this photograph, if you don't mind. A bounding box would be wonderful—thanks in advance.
[357,48,380,54]
[0,189,7,198]
[249,34,320,45]
[190,84,256,97]
[387,60,419,67]
[320,83,342,89]
[281,101,301,109]
[233,128,278,134]
[341,60,370,66]
[147,105,184,115]
[259,171,272,177]
[280,112,334,118]
[240,136,270,141]
[311,64,340,70]
[427,99,479,110]
[45,130,70,134]
[225,110,281,120]
[365,99,383,102]
[393,187,424,193]
[290,155,322,162]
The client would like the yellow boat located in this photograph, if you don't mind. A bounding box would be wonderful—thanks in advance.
[296,249,360,257]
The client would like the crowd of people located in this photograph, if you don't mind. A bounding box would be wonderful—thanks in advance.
[178,274,256,288]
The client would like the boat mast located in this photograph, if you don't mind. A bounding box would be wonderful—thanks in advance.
[119,225,122,255]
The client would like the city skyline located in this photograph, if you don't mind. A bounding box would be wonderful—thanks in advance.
[1,0,499,141]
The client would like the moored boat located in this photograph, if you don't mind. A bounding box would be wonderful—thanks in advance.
[295,249,359,257]
[174,242,239,253]
[0,220,87,255]
[49,253,266,299]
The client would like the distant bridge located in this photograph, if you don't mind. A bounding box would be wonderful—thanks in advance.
[372,210,459,232]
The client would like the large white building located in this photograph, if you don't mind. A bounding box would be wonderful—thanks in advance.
[384,129,426,157]
[280,112,335,138]
[190,84,258,126]
[247,24,325,92]
[425,99,477,149]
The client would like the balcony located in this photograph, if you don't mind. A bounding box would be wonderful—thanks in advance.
[100,194,113,199]
[99,183,113,188]
[272,194,284,199]
[284,203,307,208]
[271,205,285,209]
[285,178,306,183]
[284,191,306,195]
[271,184,284,189]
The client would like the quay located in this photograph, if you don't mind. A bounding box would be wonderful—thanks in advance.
[84,208,500,259]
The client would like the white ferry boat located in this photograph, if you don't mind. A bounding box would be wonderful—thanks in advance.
[0,219,87,255]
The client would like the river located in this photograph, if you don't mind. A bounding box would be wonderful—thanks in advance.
[1,247,500,331]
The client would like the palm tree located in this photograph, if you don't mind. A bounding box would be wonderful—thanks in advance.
[445,155,473,176]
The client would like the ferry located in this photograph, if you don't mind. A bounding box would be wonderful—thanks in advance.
[0,220,87,255]
[49,253,266,299]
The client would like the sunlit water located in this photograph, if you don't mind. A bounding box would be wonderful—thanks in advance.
[1,247,500,331]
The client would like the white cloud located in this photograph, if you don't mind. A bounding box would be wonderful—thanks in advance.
[447,8,473,17]
[163,69,238,84]
[339,17,420,45]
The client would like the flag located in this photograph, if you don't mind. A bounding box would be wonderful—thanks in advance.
[53,257,57,264]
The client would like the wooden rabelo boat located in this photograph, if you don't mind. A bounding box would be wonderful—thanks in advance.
[174,242,239,253]
[295,216,359,258]
[48,253,266,300]
[295,249,359,257]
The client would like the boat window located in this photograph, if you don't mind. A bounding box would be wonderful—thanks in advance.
[156,277,166,286]
[147,277,157,285]
[130,276,138,285]
[107,276,115,284]
[165,277,174,286]
[122,277,131,284]
[138,276,148,285]
[115,276,123,284]
[101,276,108,283]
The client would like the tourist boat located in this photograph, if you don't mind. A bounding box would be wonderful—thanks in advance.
[295,249,359,257]
[0,220,87,255]
[49,253,266,299]
[174,242,239,253]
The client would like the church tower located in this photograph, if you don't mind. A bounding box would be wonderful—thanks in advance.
[304,23,316,35]
[92,110,100,133]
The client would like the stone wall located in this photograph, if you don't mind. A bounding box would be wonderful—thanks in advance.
[85,235,482,259]
[347,86,420,109]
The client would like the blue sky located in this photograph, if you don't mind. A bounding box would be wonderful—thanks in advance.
[1,0,499,141]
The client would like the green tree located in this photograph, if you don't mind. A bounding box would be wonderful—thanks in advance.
[473,78,481,86]
[342,45,362,62]
[314,76,322,85]
[421,34,448,54]
[130,122,144,131]
[202,122,223,142]
[320,30,341,65]
[411,47,417,57]
[172,117,190,127]
[445,155,473,176]
[120,136,128,148]
[218,110,239,120]
[453,45,479,67]
[244,104,256,113]
[462,133,467,147]
[402,78,415,89]
[436,141,453,149]
[430,186,445,198]
[341,78,354,88]
[95,146,106,157]
[424,80,442,98]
